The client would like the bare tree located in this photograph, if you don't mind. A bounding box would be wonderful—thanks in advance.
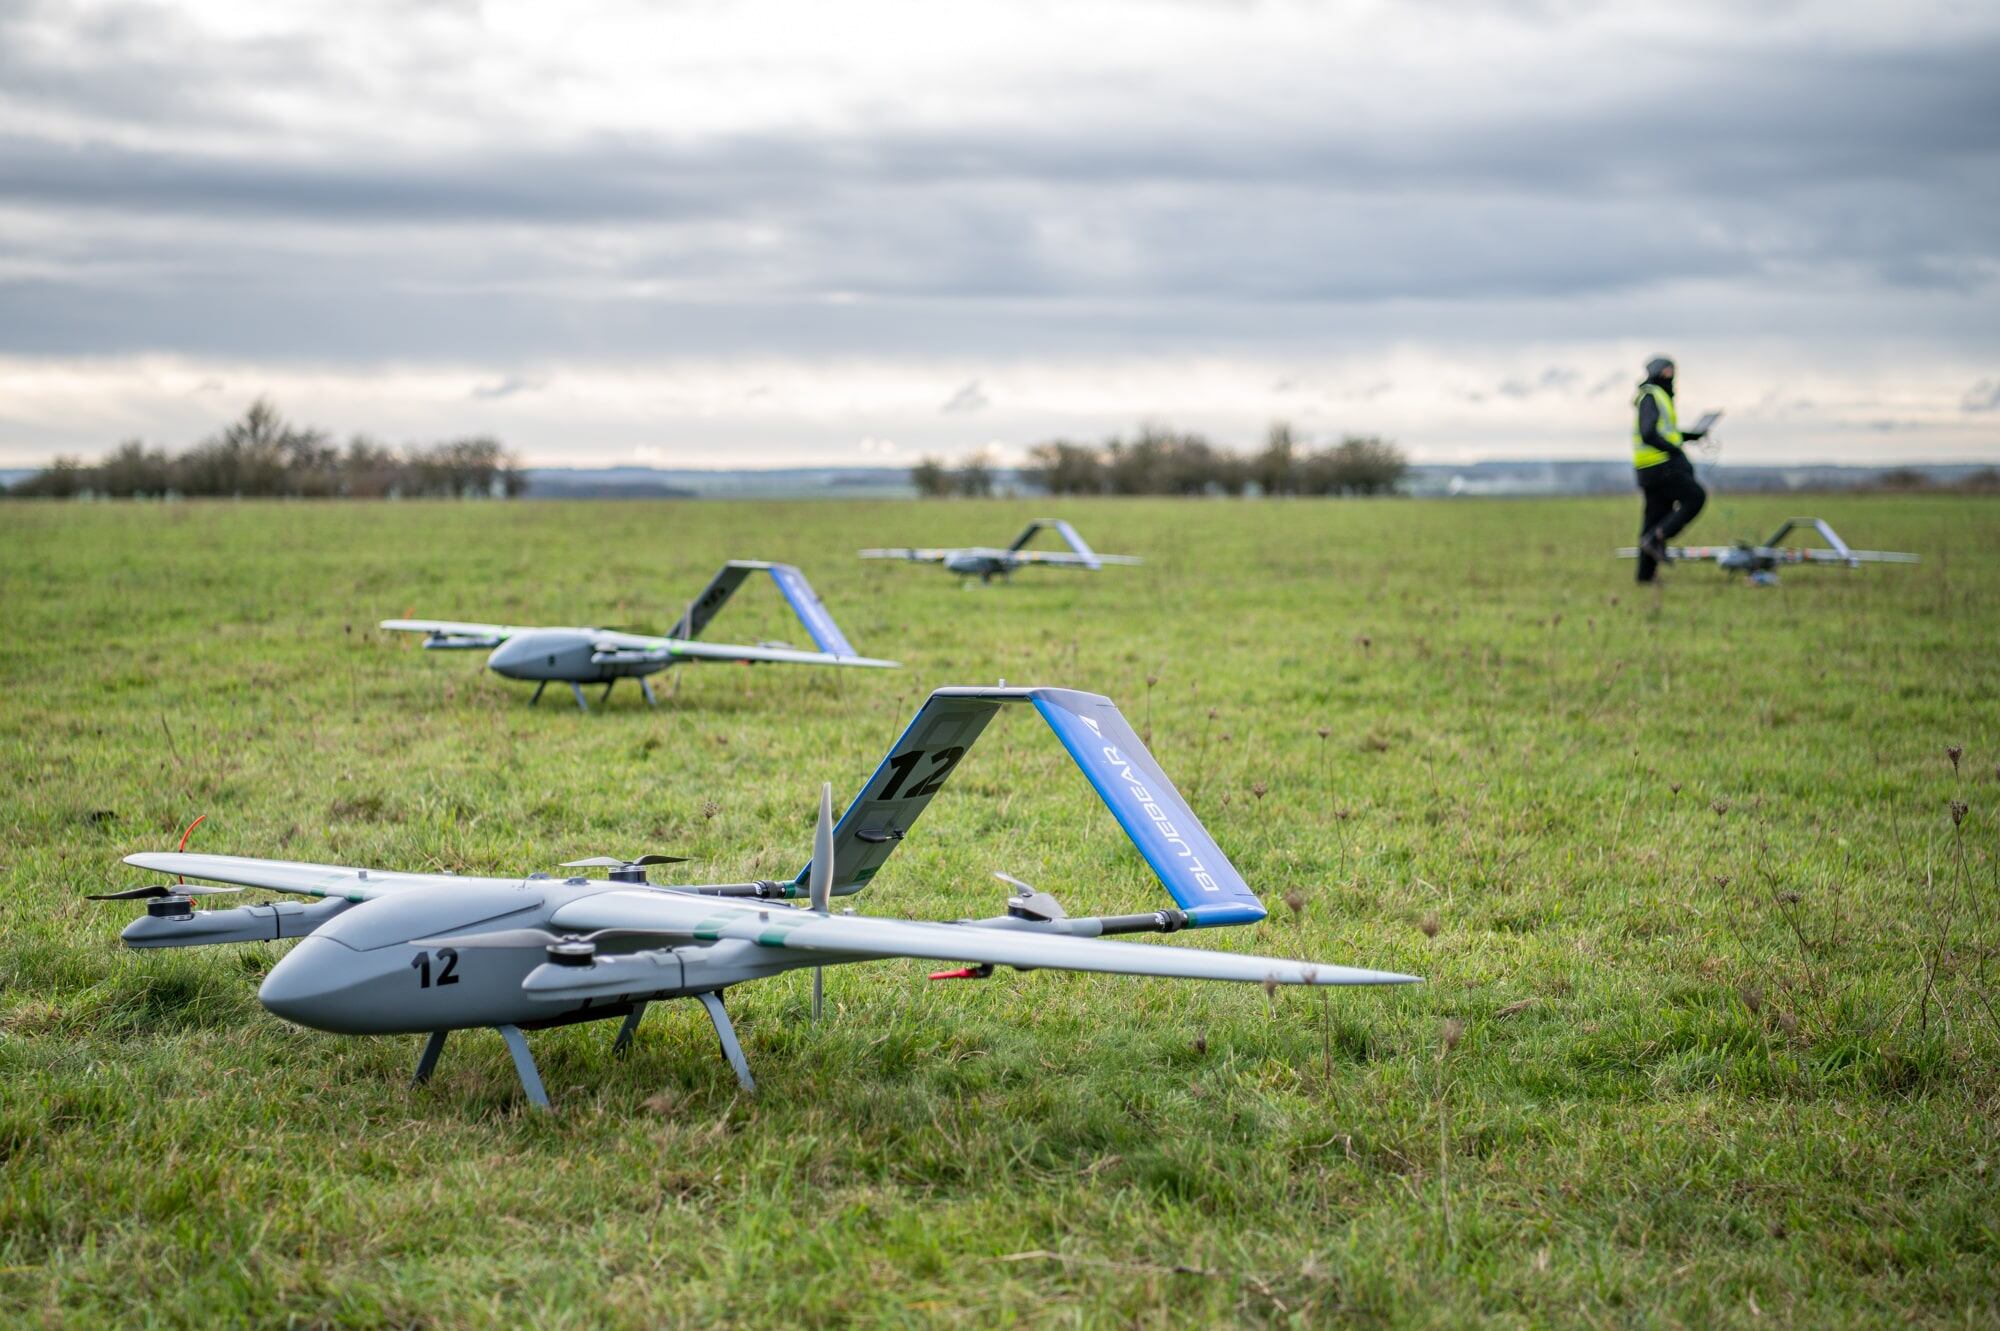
[956,451,996,497]
[910,456,953,498]
[7,400,526,499]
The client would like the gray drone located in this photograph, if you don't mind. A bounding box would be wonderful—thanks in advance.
[382,560,896,710]
[860,519,1141,582]
[92,686,1417,1110]
[1617,517,1918,586]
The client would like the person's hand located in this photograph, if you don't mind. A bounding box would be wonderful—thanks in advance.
[1681,428,1706,442]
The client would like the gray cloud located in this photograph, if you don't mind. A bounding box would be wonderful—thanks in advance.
[940,380,989,413]
[0,0,1994,464]
[0,12,1992,333]
[469,373,546,401]
[1497,367,1584,398]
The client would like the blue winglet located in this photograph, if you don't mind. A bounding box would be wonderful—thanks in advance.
[768,563,858,657]
[794,686,1266,928]
[1031,689,1266,927]
[1047,520,1101,570]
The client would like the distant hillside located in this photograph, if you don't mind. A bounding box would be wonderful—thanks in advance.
[521,461,1996,499]
[522,466,919,499]
[1403,460,1999,497]
[11,460,1990,500]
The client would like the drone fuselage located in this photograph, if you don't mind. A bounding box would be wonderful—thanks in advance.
[943,549,1015,578]
[1716,548,1773,572]
[485,629,673,684]
[247,880,814,1035]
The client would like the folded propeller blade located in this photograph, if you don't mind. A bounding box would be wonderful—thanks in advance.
[810,784,834,915]
[993,871,1066,921]
[86,883,241,900]
[559,854,689,868]
[809,782,834,1020]
[411,925,672,950]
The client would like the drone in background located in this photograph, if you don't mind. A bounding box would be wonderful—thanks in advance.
[1618,517,1918,586]
[90,686,1417,1111]
[382,560,897,710]
[860,519,1140,583]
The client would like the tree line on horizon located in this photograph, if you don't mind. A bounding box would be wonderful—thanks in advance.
[6,400,526,499]
[911,424,1409,498]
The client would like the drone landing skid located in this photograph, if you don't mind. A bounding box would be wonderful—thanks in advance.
[407,1024,551,1110]
[612,1002,649,1055]
[528,675,659,712]
[698,990,756,1093]
[407,991,752,1112]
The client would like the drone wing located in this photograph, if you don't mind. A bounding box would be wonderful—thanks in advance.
[1009,550,1143,568]
[1786,547,1920,565]
[119,853,514,901]
[587,629,899,670]
[549,892,1418,987]
[858,548,949,563]
[379,618,525,649]
[1758,519,1919,567]
[1612,546,1736,563]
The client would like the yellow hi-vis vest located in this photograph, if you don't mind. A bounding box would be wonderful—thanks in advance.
[1632,384,1681,469]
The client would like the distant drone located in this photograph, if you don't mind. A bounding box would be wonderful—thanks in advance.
[383,560,897,710]
[92,686,1416,1110]
[860,519,1140,582]
[1618,517,1918,586]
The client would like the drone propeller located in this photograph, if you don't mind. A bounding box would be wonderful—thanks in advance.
[809,781,833,1021]
[558,852,690,885]
[86,883,241,900]
[560,854,689,868]
[410,925,672,964]
[995,871,1067,922]
[931,874,1066,982]
[414,925,670,949]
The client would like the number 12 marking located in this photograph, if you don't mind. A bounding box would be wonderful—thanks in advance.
[876,746,965,801]
[411,948,460,988]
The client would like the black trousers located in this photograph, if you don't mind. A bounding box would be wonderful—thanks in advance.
[1635,463,1706,582]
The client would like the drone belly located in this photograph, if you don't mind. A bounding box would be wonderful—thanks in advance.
[260,936,549,1034]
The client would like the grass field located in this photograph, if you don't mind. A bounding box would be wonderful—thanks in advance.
[2,494,1997,1329]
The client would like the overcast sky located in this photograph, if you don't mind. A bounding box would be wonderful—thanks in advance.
[2,0,1996,468]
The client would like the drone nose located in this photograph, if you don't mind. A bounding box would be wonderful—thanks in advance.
[258,937,350,1030]
[485,636,537,678]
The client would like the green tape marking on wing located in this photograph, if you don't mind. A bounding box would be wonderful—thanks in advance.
[755,919,810,948]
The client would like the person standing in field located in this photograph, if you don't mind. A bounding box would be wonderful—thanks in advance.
[1631,355,1709,583]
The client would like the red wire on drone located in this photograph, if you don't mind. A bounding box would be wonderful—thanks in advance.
[174,813,207,883]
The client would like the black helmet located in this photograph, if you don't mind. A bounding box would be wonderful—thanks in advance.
[1645,355,1676,381]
